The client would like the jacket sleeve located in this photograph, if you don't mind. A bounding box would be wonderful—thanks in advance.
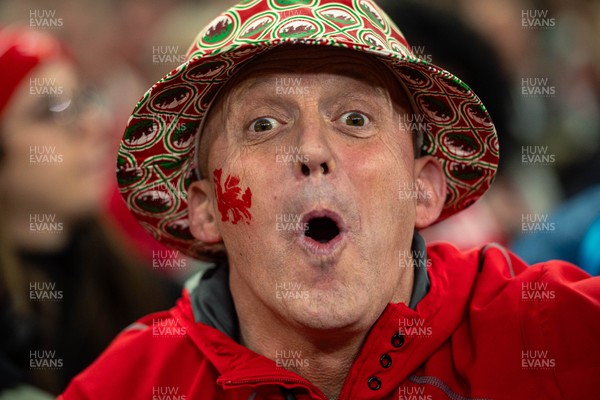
[520,260,600,400]
[470,245,600,399]
[59,308,201,400]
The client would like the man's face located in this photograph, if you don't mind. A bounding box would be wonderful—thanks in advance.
[189,46,444,333]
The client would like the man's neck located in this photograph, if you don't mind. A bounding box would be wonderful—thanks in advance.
[233,268,414,400]
[240,319,362,399]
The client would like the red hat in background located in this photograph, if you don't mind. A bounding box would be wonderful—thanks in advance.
[0,26,64,118]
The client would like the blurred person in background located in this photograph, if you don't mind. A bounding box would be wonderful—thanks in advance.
[0,0,238,277]
[0,27,178,398]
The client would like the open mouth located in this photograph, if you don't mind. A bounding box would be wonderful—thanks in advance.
[304,216,340,244]
[299,210,347,257]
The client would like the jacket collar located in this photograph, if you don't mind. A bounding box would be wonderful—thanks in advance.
[177,234,479,399]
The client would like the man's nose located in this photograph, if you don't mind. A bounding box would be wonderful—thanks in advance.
[292,117,336,179]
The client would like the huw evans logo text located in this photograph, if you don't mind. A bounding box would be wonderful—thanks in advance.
[275,146,309,163]
[521,214,555,232]
[275,350,309,369]
[152,386,186,400]
[30,78,63,95]
[30,145,63,164]
[521,146,555,165]
[275,77,309,95]
[522,10,555,29]
[152,46,186,65]
[29,282,63,301]
[29,10,63,28]
[275,282,309,300]
[522,350,555,369]
[29,350,63,369]
[399,386,432,400]
[521,78,556,97]
[275,214,308,232]
[152,250,187,270]
[30,214,63,233]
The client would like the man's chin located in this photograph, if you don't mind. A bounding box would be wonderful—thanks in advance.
[281,289,372,333]
[290,310,368,334]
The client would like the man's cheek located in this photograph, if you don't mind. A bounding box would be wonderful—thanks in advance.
[212,168,253,224]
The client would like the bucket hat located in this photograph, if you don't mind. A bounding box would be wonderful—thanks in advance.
[117,0,499,260]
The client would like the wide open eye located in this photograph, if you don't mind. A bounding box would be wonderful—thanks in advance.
[340,112,369,127]
[250,117,279,132]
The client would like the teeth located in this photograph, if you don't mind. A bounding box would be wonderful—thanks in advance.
[305,217,340,243]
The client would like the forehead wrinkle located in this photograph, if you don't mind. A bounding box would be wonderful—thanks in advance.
[225,69,394,111]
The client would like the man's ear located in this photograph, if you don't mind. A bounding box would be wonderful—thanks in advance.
[413,155,446,229]
[188,179,222,244]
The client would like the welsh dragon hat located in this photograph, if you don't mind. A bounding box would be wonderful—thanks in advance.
[117,0,499,260]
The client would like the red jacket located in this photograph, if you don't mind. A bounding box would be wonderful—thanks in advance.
[60,242,600,399]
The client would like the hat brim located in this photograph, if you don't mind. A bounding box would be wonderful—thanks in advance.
[117,38,498,261]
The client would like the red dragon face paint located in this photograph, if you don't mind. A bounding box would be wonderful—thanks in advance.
[213,168,252,224]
